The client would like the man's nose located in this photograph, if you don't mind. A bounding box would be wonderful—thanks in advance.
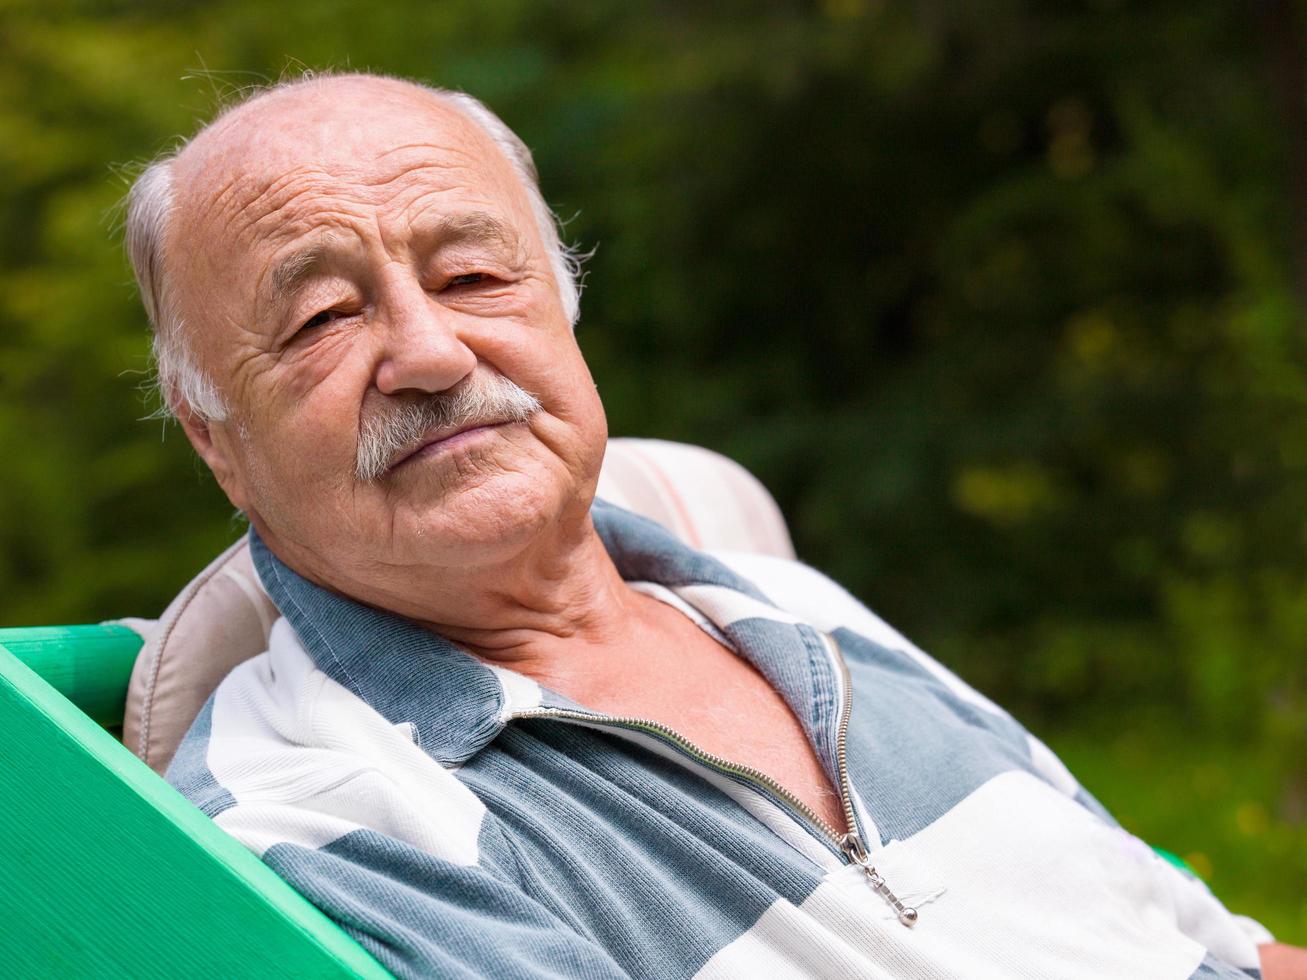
[374,275,478,396]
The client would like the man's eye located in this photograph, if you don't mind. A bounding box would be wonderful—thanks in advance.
[300,309,341,332]
[447,273,487,288]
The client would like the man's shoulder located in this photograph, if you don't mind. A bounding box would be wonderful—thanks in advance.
[709,549,1016,722]
[708,550,917,644]
[164,616,491,865]
[165,619,430,822]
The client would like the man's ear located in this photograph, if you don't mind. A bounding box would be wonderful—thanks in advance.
[173,395,252,512]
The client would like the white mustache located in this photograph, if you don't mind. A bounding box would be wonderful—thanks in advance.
[355,374,541,481]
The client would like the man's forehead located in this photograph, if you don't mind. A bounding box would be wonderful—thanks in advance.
[210,150,509,248]
[166,77,539,305]
[171,79,515,233]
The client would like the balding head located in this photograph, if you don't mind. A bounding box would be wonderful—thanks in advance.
[125,72,584,422]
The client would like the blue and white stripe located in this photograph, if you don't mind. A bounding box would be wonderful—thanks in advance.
[167,499,1271,979]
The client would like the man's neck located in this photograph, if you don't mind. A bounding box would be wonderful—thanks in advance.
[254,509,662,692]
[415,526,649,674]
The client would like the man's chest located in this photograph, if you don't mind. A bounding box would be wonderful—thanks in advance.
[573,629,848,835]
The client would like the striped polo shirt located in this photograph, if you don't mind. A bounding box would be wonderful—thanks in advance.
[167,499,1272,978]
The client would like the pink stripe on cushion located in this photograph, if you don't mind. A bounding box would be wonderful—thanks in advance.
[625,443,704,548]
[599,444,669,522]
[720,451,794,558]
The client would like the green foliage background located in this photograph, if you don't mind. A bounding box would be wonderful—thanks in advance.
[2,0,1304,942]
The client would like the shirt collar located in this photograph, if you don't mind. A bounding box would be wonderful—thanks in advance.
[250,498,841,770]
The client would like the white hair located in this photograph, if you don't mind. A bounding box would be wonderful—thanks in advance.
[124,72,587,423]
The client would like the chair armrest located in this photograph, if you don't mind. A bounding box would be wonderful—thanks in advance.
[0,624,142,727]
[0,640,390,978]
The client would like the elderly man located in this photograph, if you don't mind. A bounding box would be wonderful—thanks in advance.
[126,72,1303,979]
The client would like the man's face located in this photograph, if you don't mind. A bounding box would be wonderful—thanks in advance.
[168,78,607,590]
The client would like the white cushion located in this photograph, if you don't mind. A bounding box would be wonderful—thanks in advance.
[124,438,795,773]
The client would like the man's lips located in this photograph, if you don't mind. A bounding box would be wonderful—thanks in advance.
[389,421,508,471]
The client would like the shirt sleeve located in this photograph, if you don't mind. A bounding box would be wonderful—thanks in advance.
[216,791,631,980]
[1151,852,1276,956]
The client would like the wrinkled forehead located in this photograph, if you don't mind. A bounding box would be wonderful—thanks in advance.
[169,80,535,269]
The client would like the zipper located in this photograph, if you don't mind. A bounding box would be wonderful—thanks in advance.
[513,630,920,927]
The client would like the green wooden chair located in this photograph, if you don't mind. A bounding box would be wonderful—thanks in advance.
[0,622,392,978]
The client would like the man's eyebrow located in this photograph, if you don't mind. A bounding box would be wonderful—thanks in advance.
[266,212,527,306]
[427,210,529,260]
[268,236,337,305]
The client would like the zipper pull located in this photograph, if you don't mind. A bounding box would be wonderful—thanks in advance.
[841,832,919,927]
